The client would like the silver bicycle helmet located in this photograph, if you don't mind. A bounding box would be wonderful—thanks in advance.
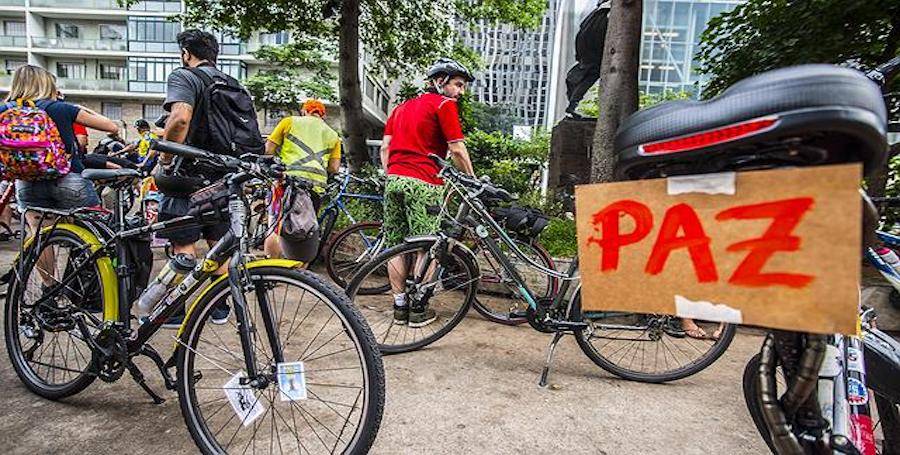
[426,58,475,82]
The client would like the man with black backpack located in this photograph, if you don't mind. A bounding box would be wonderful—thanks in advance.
[154,29,265,327]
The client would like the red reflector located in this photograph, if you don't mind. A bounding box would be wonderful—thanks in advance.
[639,117,779,155]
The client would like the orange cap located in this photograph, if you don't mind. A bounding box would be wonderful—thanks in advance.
[302,99,327,117]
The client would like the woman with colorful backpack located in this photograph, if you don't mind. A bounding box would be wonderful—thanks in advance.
[0,65,120,233]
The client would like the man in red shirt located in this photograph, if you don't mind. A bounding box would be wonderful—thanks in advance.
[380,57,476,328]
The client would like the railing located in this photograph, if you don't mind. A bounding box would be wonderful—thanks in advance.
[56,78,128,92]
[0,36,27,47]
[29,0,180,12]
[32,37,128,51]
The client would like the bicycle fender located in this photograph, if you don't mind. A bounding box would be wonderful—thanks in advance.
[21,223,119,321]
[174,259,304,341]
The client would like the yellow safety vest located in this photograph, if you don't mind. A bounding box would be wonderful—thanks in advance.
[278,116,339,192]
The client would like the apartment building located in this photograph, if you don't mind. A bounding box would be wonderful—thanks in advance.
[0,0,391,144]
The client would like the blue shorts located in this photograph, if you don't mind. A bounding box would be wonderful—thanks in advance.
[15,172,101,210]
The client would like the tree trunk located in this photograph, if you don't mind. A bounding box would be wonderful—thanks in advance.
[589,0,643,183]
[338,0,369,171]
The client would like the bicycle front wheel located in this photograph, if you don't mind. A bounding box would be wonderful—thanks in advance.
[345,239,479,354]
[175,267,385,455]
[572,292,735,383]
[325,221,387,293]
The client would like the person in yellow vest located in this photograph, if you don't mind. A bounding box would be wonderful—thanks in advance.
[264,99,341,262]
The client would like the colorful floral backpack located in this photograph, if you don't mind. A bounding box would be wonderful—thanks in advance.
[0,99,70,181]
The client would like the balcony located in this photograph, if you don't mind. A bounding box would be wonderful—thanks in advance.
[29,0,180,12]
[0,36,27,48]
[32,37,128,52]
[0,74,11,87]
[56,78,128,92]
[0,0,24,5]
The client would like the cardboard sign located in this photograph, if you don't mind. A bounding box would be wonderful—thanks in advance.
[575,164,862,335]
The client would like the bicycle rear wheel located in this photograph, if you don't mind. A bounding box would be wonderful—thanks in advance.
[176,267,385,455]
[471,237,556,325]
[325,221,387,293]
[572,292,735,383]
[4,229,102,399]
[345,239,478,354]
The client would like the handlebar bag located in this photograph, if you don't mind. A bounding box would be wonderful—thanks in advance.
[490,205,550,240]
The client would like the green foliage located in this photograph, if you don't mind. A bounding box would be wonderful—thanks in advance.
[697,0,900,99]
[538,217,577,258]
[577,86,691,117]
[454,0,547,29]
[466,129,549,196]
[242,38,338,110]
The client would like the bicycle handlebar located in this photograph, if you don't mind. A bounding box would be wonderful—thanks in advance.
[150,139,285,180]
[867,56,900,88]
[428,153,513,202]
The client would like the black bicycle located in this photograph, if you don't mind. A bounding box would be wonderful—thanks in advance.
[346,155,735,384]
[4,139,385,454]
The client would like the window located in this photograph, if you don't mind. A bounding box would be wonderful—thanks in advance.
[142,103,165,122]
[100,24,126,40]
[128,17,181,53]
[102,102,123,120]
[259,31,290,46]
[4,21,25,36]
[56,23,80,39]
[99,62,125,80]
[5,60,26,75]
[217,32,244,55]
[56,62,85,79]
[218,60,246,80]
[128,57,180,92]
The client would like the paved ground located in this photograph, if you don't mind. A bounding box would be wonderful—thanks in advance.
[0,239,781,454]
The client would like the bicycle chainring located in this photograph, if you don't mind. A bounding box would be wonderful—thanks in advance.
[95,326,127,383]
[526,298,556,334]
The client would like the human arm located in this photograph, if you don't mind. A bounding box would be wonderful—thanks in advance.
[447,141,474,175]
[265,117,290,155]
[380,136,391,174]
[75,109,119,135]
[327,141,341,174]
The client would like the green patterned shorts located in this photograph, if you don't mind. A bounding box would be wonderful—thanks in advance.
[383,175,445,247]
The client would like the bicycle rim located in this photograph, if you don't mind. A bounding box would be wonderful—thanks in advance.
[573,294,735,383]
[472,238,556,325]
[4,231,100,398]
[326,222,387,293]
[177,269,383,454]
[346,240,477,354]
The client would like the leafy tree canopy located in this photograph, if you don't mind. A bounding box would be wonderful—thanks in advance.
[244,38,337,111]
[697,0,900,98]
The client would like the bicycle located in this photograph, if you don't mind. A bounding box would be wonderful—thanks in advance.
[346,155,736,384]
[317,169,384,260]
[4,139,385,454]
[611,61,900,453]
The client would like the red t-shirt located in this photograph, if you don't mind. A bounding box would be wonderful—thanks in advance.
[383,92,465,185]
[72,123,87,136]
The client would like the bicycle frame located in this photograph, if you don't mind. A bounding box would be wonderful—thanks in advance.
[319,172,384,228]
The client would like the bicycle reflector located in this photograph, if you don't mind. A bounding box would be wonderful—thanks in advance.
[638,117,780,155]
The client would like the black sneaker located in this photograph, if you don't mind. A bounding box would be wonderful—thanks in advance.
[393,305,408,325]
[409,307,437,328]
[210,301,230,325]
[161,313,184,329]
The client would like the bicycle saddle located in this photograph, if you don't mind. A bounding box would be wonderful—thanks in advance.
[82,168,142,181]
[614,65,888,180]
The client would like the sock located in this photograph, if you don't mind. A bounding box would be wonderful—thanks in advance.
[393,293,406,308]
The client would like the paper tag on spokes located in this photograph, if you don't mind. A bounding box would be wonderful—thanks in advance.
[277,361,308,401]
[224,373,266,426]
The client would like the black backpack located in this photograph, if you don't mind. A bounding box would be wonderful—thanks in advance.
[185,66,264,157]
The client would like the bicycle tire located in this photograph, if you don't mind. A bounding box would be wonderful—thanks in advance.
[572,292,736,383]
[176,267,385,455]
[345,239,478,354]
[4,229,100,400]
[325,221,388,294]
[743,350,900,454]
[471,238,557,326]
[315,209,338,262]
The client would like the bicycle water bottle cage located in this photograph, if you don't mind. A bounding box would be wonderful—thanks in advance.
[613,65,888,181]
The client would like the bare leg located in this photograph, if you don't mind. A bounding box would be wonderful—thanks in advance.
[25,212,57,285]
[264,233,283,259]
[387,253,408,294]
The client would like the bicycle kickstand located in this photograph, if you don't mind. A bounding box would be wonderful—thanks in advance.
[538,331,565,388]
[126,360,165,404]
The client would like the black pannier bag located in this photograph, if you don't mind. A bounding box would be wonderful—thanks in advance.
[490,205,550,240]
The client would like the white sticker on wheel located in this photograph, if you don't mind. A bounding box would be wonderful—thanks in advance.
[277,361,308,401]
[224,373,266,426]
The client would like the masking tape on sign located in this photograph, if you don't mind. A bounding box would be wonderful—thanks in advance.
[674,294,743,324]
[667,172,736,195]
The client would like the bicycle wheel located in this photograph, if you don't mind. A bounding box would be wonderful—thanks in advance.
[345,239,478,354]
[572,292,736,383]
[325,221,387,293]
[176,267,385,455]
[316,209,338,261]
[4,229,101,399]
[471,237,557,325]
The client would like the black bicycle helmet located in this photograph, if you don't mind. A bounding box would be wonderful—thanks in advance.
[134,118,151,130]
[426,58,475,82]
